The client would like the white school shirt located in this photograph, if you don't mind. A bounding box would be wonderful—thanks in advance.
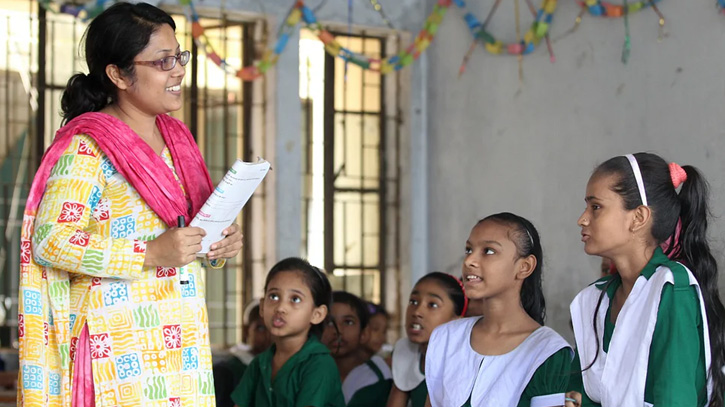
[571,263,712,407]
[392,337,425,392]
[426,317,572,407]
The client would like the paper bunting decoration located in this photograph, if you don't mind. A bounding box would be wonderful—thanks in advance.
[578,0,662,17]
[38,0,111,20]
[189,0,454,80]
[561,0,665,64]
[456,0,556,57]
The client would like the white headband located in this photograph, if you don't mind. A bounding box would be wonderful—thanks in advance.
[625,154,648,206]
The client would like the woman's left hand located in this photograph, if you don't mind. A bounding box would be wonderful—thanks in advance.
[207,223,243,260]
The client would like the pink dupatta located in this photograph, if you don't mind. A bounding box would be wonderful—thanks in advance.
[25,112,212,226]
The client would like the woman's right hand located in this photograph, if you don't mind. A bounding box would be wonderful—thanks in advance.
[144,226,206,268]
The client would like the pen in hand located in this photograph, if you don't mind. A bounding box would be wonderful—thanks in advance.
[177,216,189,285]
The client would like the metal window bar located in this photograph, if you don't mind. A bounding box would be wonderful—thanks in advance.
[323,32,388,305]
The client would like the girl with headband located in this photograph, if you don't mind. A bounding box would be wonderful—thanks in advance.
[566,153,725,407]
[386,272,467,407]
[425,213,573,407]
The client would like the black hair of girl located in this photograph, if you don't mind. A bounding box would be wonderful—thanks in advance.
[264,257,333,338]
[241,303,261,343]
[589,153,725,406]
[61,2,176,124]
[417,272,467,316]
[479,212,546,325]
[244,304,261,326]
[367,302,389,320]
[332,291,371,330]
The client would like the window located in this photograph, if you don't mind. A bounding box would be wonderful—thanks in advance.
[300,29,401,307]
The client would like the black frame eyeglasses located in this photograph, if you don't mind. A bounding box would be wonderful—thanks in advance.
[133,50,191,71]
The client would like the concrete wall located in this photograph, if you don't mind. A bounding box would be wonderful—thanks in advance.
[423,0,725,342]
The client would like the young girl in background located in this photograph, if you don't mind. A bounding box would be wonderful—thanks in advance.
[231,258,344,407]
[567,153,725,407]
[361,302,391,362]
[386,272,467,407]
[322,292,392,407]
[426,213,572,407]
[214,300,271,407]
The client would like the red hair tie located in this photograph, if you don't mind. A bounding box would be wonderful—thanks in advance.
[669,162,687,188]
[453,275,469,316]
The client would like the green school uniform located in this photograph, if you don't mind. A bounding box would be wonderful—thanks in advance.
[570,249,708,407]
[460,347,572,407]
[231,336,345,407]
[346,359,393,407]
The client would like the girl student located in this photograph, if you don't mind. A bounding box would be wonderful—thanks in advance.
[425,213,573,407]
[566,153,725,407]
[361,302,391,362]
[231,258,345,407]
[386,272,467,407]
[214,300,272,407]
[322,291,392,407]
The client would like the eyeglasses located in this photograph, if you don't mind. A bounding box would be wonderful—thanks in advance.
[133,50,190,71]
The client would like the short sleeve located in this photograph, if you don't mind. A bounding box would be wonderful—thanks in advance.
[518,347,573,407]
[645,282,707,406]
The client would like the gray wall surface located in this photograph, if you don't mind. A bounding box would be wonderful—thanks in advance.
[422,0,725,342]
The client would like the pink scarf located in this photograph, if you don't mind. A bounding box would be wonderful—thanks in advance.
[25,112,213,226]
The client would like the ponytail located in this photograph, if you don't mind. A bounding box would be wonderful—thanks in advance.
[675,165,725,407]
[61,73,112,124]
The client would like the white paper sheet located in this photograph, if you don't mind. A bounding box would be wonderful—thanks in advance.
[191,158,270,255]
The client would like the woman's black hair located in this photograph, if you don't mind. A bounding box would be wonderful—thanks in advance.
[61,2,176,124]
[332,291,371,330]
[416,272,467,316]
[264,257,333,338]
[586,153,725,405]
[478,212,546,325]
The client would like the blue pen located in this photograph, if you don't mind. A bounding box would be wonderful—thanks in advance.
[177,216,189,285]
[565,397,579,405]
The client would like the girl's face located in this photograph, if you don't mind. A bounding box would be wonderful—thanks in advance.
[578,174,637,258]
[363,313,388,354]
[321,302,366,358]
[260,271,326,340]
[462,220,531,300]
[405,279,458,344]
